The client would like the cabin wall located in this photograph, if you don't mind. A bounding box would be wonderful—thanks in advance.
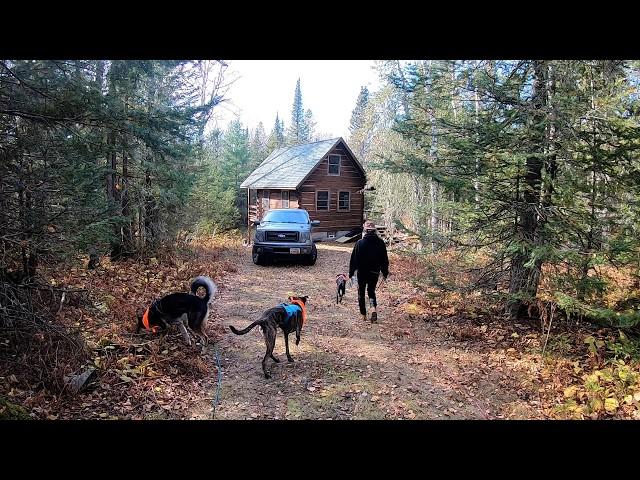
[298,144,365,235]
[248,189,298,222]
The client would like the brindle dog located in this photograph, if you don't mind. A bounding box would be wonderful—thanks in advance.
[229,295,308,379]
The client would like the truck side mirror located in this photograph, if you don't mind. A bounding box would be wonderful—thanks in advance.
[311,220,320,226]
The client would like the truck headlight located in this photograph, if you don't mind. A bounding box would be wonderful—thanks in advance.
[255,230,265,242]
[299,231,310,242]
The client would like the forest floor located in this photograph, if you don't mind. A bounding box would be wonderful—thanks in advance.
[3,237,639,420]
[188,241,547,420]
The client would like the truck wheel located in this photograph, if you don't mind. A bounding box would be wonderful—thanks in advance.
[252,251,263,265]
[304,245,317,266]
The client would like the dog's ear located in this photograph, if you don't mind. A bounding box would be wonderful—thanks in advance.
[302,295,309,303]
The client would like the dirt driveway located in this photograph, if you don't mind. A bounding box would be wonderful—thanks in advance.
[190,242,545,420]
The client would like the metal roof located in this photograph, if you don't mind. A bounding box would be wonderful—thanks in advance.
[240,137,363,189]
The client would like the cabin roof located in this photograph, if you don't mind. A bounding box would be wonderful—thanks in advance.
[240,137,364,189]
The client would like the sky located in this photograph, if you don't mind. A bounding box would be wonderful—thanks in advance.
[213,60,382,139]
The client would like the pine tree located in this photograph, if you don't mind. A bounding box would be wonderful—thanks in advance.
[374,59,640,323]
[267,113,285,151]
[303,109,316,142]
[0,59,227,274]
[222,120,250,189]
[191,128,239,232]
[287,78,305,145]
[349,86,369,134]
[250,121,268,168]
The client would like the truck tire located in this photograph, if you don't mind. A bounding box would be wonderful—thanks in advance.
[304,245,317,266]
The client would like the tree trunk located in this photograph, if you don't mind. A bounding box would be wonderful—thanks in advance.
[144,169,156,246]
[474,60,481,208]
[121,144,133,254]
[508,61,548,319]
[106,64,122,260]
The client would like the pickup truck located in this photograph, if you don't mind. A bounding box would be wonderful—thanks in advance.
[252,208,319,266]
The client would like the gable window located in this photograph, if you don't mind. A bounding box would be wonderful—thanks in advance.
[281,190,289,208]
[316,190,329,211]
[328,154,340,175]
[338,191,350,211]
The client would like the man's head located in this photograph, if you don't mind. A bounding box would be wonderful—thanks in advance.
[363,220,376,233]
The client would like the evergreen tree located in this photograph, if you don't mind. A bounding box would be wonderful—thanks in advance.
[348,85,376,160]
[373,59,640,323]
[302,109,316,142]
[0,59,227,275]
[349,86,369,134]
[191,128,239,232]
[287,78,305,145]
[221,119,250,191]
[250,121,268,168]
[267,113,285,151]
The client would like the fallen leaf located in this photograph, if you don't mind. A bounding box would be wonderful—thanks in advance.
[604,398,619,413]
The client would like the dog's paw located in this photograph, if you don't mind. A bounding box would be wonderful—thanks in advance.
[287,357,294,363]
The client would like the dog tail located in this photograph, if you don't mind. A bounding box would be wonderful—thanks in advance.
[191,276,217,303]
[229,319,262,336]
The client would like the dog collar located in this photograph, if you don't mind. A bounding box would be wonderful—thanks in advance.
[142,307,159,333]
[289,299,307,325]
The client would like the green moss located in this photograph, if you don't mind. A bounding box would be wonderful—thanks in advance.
[0,397,31,420]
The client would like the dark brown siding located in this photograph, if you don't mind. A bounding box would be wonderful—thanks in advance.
[298,143,365,232]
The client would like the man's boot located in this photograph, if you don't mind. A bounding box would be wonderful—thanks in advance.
[370,307,378,323]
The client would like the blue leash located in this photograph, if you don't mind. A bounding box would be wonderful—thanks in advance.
[211,343,222,419]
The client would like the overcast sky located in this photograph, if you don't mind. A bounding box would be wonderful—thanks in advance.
[213,60,381,139]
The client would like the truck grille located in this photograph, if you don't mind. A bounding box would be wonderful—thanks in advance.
[266,231,299,242]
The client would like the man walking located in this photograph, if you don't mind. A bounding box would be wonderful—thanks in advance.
[349,220,389,323]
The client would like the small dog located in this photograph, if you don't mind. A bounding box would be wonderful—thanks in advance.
[229,295,308,379]
[336,273,347,304]
[136,276,217,346]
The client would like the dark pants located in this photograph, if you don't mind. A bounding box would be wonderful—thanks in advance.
[357,272,379,316]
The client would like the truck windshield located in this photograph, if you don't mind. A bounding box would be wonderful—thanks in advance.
[262,210,309,224]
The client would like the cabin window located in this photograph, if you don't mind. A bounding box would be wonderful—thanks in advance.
[338,191,350,211]
[262,190,269,209]
[281,190,290,208]
[328,154,340,175]
[316,190,329,211]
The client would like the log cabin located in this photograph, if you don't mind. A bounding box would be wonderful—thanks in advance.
[240,137,366,240]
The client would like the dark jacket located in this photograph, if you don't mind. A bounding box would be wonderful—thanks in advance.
[349,231,389,279]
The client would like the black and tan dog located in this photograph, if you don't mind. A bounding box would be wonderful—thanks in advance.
[136,276,217,346]
[336,273,347,304]
[229,295,308,379]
